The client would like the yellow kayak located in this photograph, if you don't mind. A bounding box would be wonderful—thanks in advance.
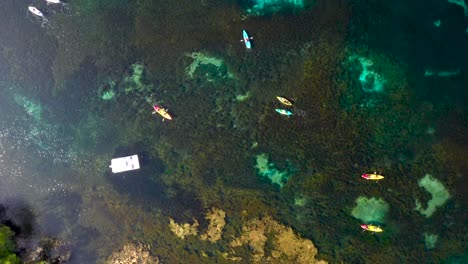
[276,96,293,106]
[362,172,384,180]
[152,105,172,120]
[361,224,383,233]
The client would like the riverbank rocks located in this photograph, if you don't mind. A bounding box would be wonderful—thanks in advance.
[106,244,159,264]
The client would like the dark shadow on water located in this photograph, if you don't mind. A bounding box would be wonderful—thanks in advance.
[46,56,98,125]
[41,191,99,264]
[0,198,35,238]
[66,225,100,264]
[41,190,82,236]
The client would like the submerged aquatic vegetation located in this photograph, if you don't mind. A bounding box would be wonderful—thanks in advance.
[101,89,115,100]
[13,94,43,122]
[245,0,307,16]
[351,196,389,224]
[415,174,450,218]
[350,56,386,93]
[123,64,147,94]
[423,233,438,250]
[185,52,234,81]
[255,153,292,187]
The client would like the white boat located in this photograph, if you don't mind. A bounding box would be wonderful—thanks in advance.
[109,155,140,173]
[46,0,67,5]
[28,6,44,17]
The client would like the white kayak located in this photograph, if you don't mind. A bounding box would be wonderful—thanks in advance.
[28,6,44,17]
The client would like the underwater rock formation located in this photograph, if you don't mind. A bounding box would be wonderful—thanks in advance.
[0,203,71,264]
[200,208,226,243]
[230,216,326,263]
[166,208,325,262]
[19,237,72,264]
[168,218,199,240]
[169,208,226,243]
[106,243,159,264]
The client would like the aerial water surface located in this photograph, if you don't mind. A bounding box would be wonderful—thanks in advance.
[0,0,466,263]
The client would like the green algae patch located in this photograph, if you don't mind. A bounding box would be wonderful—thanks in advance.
[101,89,116,100]
[13,94,42,121]
[351,196,389,224]
[294,196,307,207]
[185,52,234,82]
[246,0,306,15]
[99,79,117,100]
[236,91,251,102]
[123,63,150,94]
[97,63,154,102]
[424,233,438,250]
[255,153,292,187]
[415,174,450,218]
[125,64,144,89]
[347,55,386,93]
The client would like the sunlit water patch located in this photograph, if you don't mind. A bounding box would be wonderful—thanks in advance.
[0,121,75,198]
[0,93,81,201]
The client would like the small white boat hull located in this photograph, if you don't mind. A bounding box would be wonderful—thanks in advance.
[28,6,44,17]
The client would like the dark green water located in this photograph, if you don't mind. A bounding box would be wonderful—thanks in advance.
[0,0,466,263]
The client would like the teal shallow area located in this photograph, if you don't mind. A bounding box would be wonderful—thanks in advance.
[245,0,306,15]
[0,0,467,263]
